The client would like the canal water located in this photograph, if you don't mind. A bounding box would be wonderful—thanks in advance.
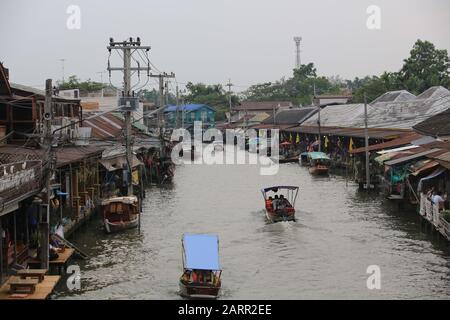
[55,150,450,299]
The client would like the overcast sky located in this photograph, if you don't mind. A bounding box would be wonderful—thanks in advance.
[1,0,449,92]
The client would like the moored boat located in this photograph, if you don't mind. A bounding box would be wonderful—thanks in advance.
[101,196,140,233]
[179,234,222,299]
[261,186,299,223]
[299,152,331,175]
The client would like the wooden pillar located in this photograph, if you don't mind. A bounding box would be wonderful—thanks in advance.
[72,168,80,220]
[13,212,17,264]
[0,218,3,284]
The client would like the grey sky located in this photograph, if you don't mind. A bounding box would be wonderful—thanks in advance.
[1,0,449,92]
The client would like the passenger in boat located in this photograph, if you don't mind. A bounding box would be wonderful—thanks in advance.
[273,195,280,210]
[192,270,200,283]
[265,197,273,210]
[279,195,291,208]
[181,270,191,282]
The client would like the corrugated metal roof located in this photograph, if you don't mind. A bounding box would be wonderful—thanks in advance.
[285,125,410,139]
[302,104,364,128]
[385,148,442,166]
[416,86,450,100]
[431,151,450,163]
[0,145,105,167]
[371,90,416,104]
[233,101,293,111]
[413,107,450,137]
[262,107,317,125]
[165,104,215,113]
[350,132,423,154]
[301,89,450,131]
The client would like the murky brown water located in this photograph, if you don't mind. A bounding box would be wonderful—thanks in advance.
[55,150,450,299]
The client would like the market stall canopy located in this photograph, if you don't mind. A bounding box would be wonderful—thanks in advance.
[183,234,220,271]
[99,155,143,171]
[417,167,447,192]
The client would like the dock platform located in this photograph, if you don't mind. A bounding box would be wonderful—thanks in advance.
[0,275,61,300]
[28,248,75,274]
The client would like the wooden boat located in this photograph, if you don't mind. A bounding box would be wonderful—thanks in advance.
[299,152,331,175]
[101,196,140,233]
[261,186,299,223]
[179,234,222,299]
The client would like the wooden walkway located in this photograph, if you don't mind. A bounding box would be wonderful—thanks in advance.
[28,248,75,274]
[0,275,60,300]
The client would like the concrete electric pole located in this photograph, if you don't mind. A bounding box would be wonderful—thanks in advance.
[107,37,151,196]
[40,78,53,269]
[364,93,370,191]
[149,72,175,158]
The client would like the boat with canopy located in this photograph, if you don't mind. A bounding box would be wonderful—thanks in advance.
[299,152,331,175]
[261,186,299,222]
[101,195,140,233]
[179,234,222,299]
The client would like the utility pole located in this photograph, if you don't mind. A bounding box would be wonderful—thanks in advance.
[97,71,106,98]
[226,79,233,123]
[364,93,370,191]
[314,83,322,152]
[41,79,53,270]
[150,72,175,157]
[59,59,66,83]
[107,37,151,196]
[176,85,180,128]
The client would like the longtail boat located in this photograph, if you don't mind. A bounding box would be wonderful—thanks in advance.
[261,186,299,223]
[179,234,222,299]
[101,196,139,233]
[299,152,331,175]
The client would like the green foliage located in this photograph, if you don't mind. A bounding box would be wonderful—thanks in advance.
[184,82,239,121]
[351,39,450,102]
[442,210,450,223]
[399,40,450,94]
[58,75,106,93]
[243,63,344,105]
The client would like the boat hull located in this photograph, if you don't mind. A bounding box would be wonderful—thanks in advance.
[309,166,329,175]
[104,216,139,233]
[179,281,221,299]
[265,209,295,223]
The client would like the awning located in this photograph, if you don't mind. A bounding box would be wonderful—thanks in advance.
[385,149,441,166]
[183,234,220,270]
[410,160,439,176]
[417,167,447,192]
[99,155,143,172]
[262,186,299,192]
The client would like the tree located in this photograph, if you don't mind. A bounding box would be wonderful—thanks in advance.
[350,39,450,102]
[399,40,450,94]
[243,63,344,105]
[184,82,239,121]
[58,75,106,94]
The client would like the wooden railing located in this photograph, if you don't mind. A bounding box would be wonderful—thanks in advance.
[419,193,450,240]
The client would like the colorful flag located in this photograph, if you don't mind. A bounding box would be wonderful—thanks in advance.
[324,136,329,148]
[290,133,293,142]
[349,137,354,151]
[296,134,300,144]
